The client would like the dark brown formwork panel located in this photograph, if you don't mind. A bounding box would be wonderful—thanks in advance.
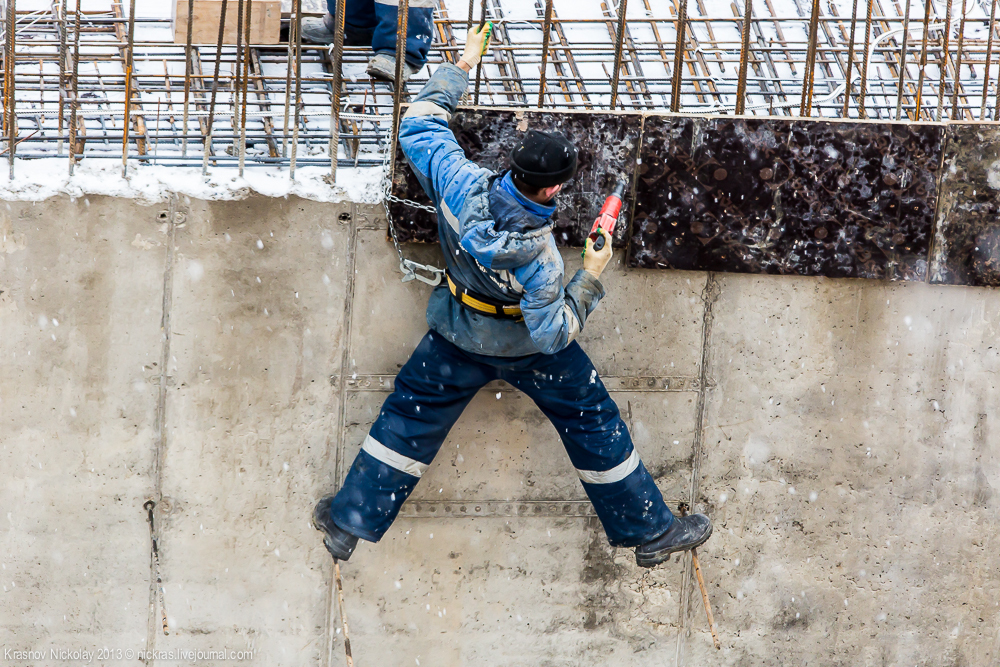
[628,116,943,281]
[930,125,1000,287]
[388,109,643,246]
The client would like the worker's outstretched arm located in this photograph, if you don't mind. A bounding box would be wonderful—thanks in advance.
[398,25,493,216]
[399,27,549,274]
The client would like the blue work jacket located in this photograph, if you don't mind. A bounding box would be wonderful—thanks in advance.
[398,63,605,357]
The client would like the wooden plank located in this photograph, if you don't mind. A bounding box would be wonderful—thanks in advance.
[173,0,281,44]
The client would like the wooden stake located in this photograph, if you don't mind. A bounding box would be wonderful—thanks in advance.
[679,503,720,650]
[691,548,720,650]
[333,559,354,667]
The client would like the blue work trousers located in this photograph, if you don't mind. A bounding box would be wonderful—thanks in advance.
[327,332,675,547]
[327,0,434,67]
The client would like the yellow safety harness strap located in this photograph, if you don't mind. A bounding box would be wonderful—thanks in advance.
[447,273,523,321]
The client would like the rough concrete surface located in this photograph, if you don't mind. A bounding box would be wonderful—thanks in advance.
[2,194,999,666]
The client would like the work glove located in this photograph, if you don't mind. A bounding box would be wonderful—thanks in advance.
[583,228,613,280]
[459,22,493,69]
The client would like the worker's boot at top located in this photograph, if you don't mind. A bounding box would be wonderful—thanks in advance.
[300,13,372,46]
[366,52,422,83]
[634,513,713,568]
[312,496,360,561]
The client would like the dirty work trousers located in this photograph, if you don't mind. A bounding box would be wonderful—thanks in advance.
[327,0,434,68]
[327,331,675,547]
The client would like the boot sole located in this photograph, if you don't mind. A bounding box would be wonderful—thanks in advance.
[635,523,713,568]
[366,62,420,83]
[367,67,403,83]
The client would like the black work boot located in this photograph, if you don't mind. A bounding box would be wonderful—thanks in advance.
[635,513,713,568]
[312,496,359,561]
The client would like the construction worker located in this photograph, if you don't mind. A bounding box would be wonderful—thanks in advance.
[300,0,433,82]
[312,25,713,568]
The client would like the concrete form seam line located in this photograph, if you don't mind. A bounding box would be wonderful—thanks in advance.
[327,202,360,667]
[675,271,720,665]
[146,193,179,659]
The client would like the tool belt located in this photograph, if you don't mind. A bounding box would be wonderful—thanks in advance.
[446,272,523,321]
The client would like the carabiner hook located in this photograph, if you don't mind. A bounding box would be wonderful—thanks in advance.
[400,259,445,287]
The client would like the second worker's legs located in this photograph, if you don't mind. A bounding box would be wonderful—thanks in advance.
[371,0,434,68]
[341,0,377,45]
[302,0,376,45]
[306,0,432,80]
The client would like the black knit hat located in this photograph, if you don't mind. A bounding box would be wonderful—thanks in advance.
[509,130,578,188]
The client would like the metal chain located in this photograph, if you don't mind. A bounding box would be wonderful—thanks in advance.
[385,191,438,213]
[380,130,445,286]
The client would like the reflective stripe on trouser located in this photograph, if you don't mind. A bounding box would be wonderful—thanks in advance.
[326,0,434,67]
[327,331,675,546]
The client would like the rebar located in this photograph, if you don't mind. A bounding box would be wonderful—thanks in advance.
[6,0,17,179]
[914,0,933,119]
[473,0,487,104]
[202,0,228,175]
[537,0,553,107]
[238,0,251,176]
[181,0,194,156]
[799,0,822,116]
[289,0,302,179]
[67,0,80,175]
[936,0,953,119]
[57,0,66,155]
[735,0,753,113]
[391,0,410,184]
[282,2,295,157]
[609,0,628,109]
[980,0,996,118]
[670,0,689,110]
[121,0,136,177]
[329,0,346,183]
[857,0,874,117]
[995,39,1000,120]
[233,0,245,143]
[950,0,967,119]
[895,0,912,119]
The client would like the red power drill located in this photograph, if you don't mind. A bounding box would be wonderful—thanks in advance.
[586,177,628,252]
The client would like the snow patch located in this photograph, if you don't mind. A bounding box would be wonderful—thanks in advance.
[0,159,386,204]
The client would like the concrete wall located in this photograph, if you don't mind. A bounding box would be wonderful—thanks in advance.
[2,193,999,666]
